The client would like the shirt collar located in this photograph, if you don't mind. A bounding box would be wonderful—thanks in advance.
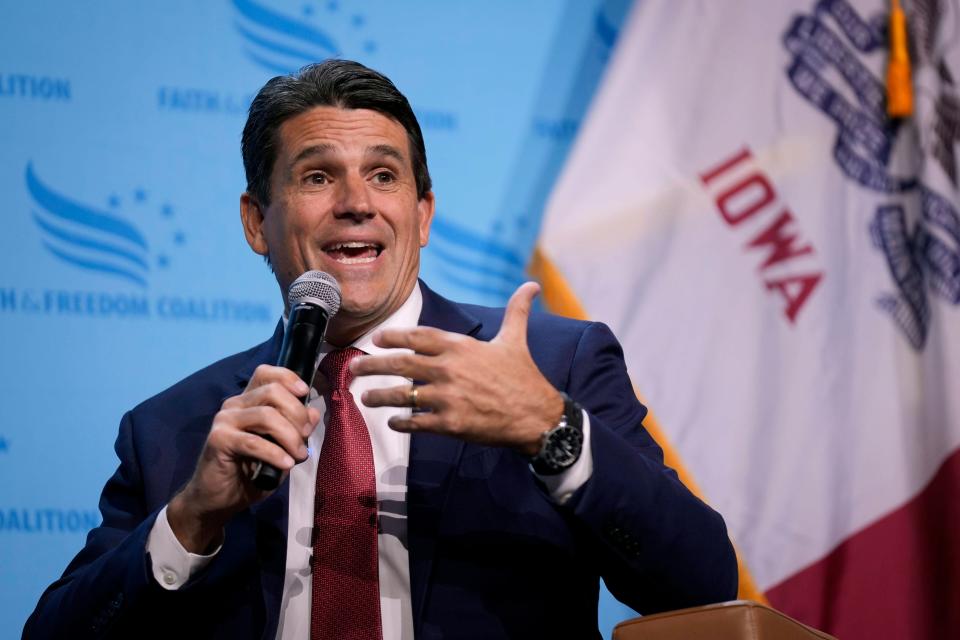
[335,282,423,357]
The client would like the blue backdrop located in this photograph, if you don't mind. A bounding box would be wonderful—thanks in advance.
[0,1,634,635]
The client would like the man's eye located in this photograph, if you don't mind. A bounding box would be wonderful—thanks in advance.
[306,173,327,185]
[374,171,395,184]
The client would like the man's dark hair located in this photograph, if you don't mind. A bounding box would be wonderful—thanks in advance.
[241,59,432,206]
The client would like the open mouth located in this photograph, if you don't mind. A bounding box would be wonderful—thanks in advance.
[323,241,384,264]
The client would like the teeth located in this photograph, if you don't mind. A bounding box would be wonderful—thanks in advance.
[324,241,380,265]
[333,255,377,264]
[329,241,376,250]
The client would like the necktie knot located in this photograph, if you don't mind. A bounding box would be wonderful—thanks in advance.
[319,347,364,392]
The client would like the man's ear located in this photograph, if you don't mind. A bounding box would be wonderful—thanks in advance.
[417,191,436,247]
[240,192,269,256]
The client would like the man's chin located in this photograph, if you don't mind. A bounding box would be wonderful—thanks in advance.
[337,286,412,322]
[324,295,392,345]
[335,291,390,322]
[332,273,417,325]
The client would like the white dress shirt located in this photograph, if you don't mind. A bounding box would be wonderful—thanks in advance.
[146,283,593,640]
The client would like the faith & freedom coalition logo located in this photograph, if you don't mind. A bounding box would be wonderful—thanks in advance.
[784,0,960,349]
[229,0,456,130]
[2,162,273,323]
[157,0,370,116]
[231,0,376,74]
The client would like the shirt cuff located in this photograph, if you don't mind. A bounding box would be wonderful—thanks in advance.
[532,409,594,505]
[146,505,221,590]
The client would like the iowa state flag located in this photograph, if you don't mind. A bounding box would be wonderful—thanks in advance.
[534,1,960,637]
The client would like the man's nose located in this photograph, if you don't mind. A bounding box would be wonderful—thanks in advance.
[333,173,375,222]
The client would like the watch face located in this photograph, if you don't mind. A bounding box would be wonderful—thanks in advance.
[545,426,584,469]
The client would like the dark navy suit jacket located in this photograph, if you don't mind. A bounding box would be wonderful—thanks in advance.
[24,282,737,639]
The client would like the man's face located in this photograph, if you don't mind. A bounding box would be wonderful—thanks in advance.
[241,106,435,343]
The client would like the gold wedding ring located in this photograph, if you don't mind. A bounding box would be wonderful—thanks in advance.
[408,385,420,409]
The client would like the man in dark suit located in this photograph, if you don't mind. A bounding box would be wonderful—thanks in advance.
[25,60,737,639]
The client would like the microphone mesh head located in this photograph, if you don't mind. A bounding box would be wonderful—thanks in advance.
[287,270,341,316]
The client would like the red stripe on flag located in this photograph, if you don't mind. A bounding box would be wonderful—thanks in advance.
[766,445,960,639]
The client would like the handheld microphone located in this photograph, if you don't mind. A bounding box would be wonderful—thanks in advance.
[251,270,341,491]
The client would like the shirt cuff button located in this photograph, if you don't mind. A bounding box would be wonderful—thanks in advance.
[162,571,177,585]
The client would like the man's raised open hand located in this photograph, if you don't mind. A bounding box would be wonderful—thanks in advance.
[353,282,564,455]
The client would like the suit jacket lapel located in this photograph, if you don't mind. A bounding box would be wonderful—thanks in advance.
[408,281,482,633]
[232,322,290,640]
[251,479,290,640]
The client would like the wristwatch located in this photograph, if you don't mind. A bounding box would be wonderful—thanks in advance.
[530,392,584,475]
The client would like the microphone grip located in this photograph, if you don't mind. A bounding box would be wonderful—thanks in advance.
[250,304,329,491]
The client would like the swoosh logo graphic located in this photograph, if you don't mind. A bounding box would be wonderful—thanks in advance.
[429,217,527,300]
[27,162,150,288]
[233,0,339,73]
[431,217,525,268]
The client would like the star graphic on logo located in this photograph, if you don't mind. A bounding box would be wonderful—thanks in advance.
[27,162,190,289]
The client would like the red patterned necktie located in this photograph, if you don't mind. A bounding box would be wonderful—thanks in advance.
[311,347,382,640]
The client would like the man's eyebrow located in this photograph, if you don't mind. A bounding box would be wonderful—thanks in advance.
[289,143,406,167]
[366,144,406,163]
[291,143,336,166]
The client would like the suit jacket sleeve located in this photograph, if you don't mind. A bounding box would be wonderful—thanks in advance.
[560,321,739,613]
[23,410,170,639]
[22,409,250,639]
